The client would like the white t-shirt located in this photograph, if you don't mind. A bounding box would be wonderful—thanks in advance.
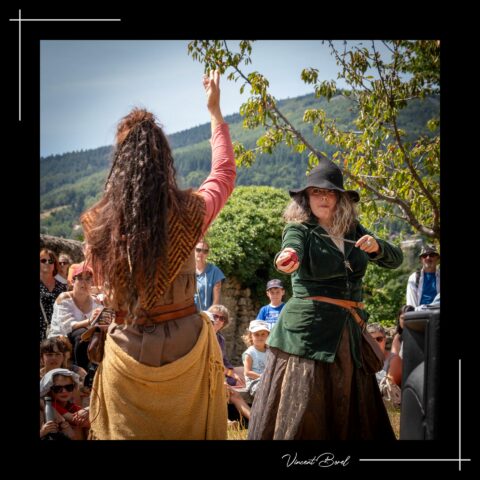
[242,345,267,389]
[49,295,102,337]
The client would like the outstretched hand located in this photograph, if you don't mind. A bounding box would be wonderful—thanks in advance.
[276,247,299,274]
[202,70,221,114]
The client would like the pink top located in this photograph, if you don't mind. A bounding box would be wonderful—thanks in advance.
[197,123,236,234]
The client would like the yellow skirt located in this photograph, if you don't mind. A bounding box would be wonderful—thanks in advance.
[89,312,227,440]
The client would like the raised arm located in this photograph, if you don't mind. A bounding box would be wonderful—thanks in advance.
[197,70,236,233]
[203,70,224,134]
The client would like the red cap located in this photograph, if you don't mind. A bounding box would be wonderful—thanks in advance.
[70,262,93,279]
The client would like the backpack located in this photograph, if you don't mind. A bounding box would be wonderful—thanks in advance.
[415,269,421,288]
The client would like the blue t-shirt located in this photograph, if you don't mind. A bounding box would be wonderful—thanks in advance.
[195,263,225,311]
[256,303,285,330]
[420,272,437,305]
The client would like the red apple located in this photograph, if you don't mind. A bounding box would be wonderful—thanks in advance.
[280,251,299,266]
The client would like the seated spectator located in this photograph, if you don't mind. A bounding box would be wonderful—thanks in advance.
[207,304,245,387]
[241,320,270,397]
[56,336,89,407]
[391,305,415,356]
[366,323,392,383]
[40,397,75,440]
[40,368,90,439]
[40,337,69,378]
[40,337,88,408]
[367,323,401,407]
[204,308,250,422]
[256,279,286,330]
[49,263,102,370]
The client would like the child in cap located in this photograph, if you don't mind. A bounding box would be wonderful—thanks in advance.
[256,279,286,330]
[241,320,270,397]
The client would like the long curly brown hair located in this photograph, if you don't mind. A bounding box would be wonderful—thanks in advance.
[81,108,192,318]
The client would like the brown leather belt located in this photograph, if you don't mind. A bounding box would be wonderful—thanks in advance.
[304,295,366,329]
[115,298,197,325]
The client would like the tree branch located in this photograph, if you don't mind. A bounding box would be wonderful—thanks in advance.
[344,168,437,238]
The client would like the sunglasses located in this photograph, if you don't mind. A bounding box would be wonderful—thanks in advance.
[195,247,209,254]
[51,384,75,393]
[372,336,385,343]
[74,275,93,282]
[40,258,55,264]
[58,261,70,266]
[212,313,226,322]
[421,253,438,259]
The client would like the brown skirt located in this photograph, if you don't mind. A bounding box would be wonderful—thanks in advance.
[247,326,396,440]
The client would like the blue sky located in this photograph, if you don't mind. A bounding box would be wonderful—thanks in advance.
[40,40,386,157]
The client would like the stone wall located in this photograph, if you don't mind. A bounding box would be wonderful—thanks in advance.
[40,234,84,262]
[219,278,262,366]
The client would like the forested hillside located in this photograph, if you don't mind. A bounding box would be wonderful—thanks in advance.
[40,92,439,238]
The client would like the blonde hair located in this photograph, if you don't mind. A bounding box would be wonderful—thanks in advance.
[283,192,358,237]
[242,330,253,347]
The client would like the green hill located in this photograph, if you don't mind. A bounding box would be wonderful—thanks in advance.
[40,92,439,238]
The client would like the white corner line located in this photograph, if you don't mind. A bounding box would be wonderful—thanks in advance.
[9,18,122,21]
[360,359,470,472]
[10,10,122,121]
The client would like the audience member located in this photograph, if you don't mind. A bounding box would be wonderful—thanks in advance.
[40,398,75,440]
[391,305,415,356]
[256,279,286,330]
[242,320,270,397]
[39,337,88,408]
[207,305,244,387]
[55,253,72,286]
[40,249,67,341]
[367,323,401,407]
[49,263,102,370]
[40,368,90,439]
[195,239,225,310]
[406,244,440,308]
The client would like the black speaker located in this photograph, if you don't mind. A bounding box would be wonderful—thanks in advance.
[400,306,440,440]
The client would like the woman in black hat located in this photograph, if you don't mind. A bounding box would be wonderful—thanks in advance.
[248,159,403,440]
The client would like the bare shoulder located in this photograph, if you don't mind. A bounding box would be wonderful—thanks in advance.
[55,292,72,304]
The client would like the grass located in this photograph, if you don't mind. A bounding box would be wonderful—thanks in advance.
[385,403,401,439]
[226,418,249,440]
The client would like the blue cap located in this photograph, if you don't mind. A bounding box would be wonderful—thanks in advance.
[266,279,284,290]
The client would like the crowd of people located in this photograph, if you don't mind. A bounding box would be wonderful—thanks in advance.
[39,70,439,440]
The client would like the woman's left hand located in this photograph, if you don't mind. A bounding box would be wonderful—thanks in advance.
[356,235,379,254]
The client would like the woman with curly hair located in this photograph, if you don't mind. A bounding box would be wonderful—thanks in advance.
[81,71,235,439]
